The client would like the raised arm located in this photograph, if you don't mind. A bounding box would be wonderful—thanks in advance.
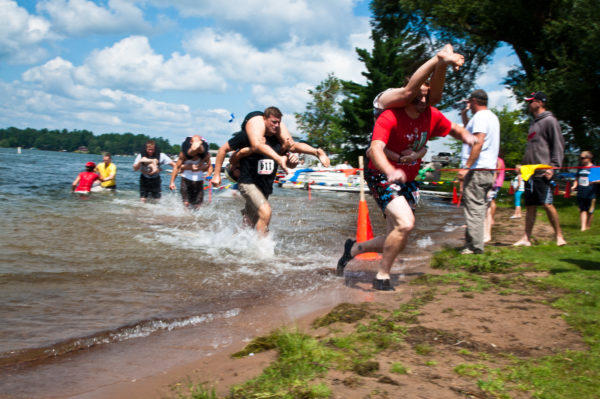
[429,44,464,105]
[376,44,464,110]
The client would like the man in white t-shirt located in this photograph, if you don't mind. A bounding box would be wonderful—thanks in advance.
[458,89,500,254]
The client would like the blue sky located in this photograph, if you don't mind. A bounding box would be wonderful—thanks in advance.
[0,0,521,155]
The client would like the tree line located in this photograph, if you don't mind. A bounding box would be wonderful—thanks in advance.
[0,127,181,155]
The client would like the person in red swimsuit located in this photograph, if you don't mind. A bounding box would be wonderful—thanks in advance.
[72,161,101,194]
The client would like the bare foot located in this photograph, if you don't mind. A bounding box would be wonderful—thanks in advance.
[316,148,330,167]
[513,239,532,247]
[556,237,567,246]
[438,44,464,71]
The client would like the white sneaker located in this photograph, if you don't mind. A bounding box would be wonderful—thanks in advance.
[460,247,475,254]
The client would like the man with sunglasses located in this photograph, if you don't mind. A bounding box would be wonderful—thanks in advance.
[514,91,566,247]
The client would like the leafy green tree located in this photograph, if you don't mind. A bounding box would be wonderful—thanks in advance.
[495,107,529,167]
[338,30,429,165]
[294,73,345,155]
[379,0,600,154]
[336,1,490,165]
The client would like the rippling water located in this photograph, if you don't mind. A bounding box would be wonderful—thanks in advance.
[0,147,464,370]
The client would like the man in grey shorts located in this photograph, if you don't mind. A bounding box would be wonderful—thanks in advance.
[235,109,299,235]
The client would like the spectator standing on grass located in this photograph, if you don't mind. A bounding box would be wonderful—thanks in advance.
[458,89,500,254]
[513,92,566,247]
[572,151,597,231]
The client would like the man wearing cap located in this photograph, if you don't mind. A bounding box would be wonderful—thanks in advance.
[514,91,566,247]
[457,89,500,254]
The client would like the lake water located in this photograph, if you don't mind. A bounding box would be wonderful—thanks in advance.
[0,147,464,395]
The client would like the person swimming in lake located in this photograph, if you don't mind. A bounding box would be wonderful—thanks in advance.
[72,161,101,194]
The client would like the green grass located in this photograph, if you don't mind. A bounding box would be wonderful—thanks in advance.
[414,343,433,356]
[430,198,600,398]
[229,329,337,399]
[390,362,409,374]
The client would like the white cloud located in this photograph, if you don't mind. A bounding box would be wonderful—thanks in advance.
[36,0,151,36]
[72,36,226,92]
[488,88,518,111]
[0,0,52,63]
[476,50,520,90]
[184,28,366,86]
[153,0,358,47]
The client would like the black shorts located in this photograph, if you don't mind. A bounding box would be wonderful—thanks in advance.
[577,197,595,213]
[524,177,553,206]
[365,167,420,212]
[140,175,161,199]
[180,178,204,205]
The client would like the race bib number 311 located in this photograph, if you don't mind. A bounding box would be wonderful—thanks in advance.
[258,159,275,175]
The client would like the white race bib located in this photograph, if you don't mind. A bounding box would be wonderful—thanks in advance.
[579,176,589,187]
[257,159,275,175]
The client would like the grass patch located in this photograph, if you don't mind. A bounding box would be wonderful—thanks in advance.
[454,363,488,377]
[390,362,409,374]
[229,329,337,398]
[231,333,278,358]
[312,303,371,328]
[414,343,433,356]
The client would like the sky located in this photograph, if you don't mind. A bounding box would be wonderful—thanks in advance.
[0,0,521,158]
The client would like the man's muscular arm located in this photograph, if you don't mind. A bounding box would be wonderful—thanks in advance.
[245,116,289,173]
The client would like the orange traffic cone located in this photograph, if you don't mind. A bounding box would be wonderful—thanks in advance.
[355,199,381,260]
[564,180,571,198]
[451,183,458,204]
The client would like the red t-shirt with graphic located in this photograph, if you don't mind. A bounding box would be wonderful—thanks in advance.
[369,106,451,181]
[75,172,100,192]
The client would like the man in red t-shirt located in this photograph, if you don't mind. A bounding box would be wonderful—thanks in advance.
[72,161,101,194]
[337,84,476,291]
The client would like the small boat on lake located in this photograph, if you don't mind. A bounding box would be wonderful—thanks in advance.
[278,166,363,192]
